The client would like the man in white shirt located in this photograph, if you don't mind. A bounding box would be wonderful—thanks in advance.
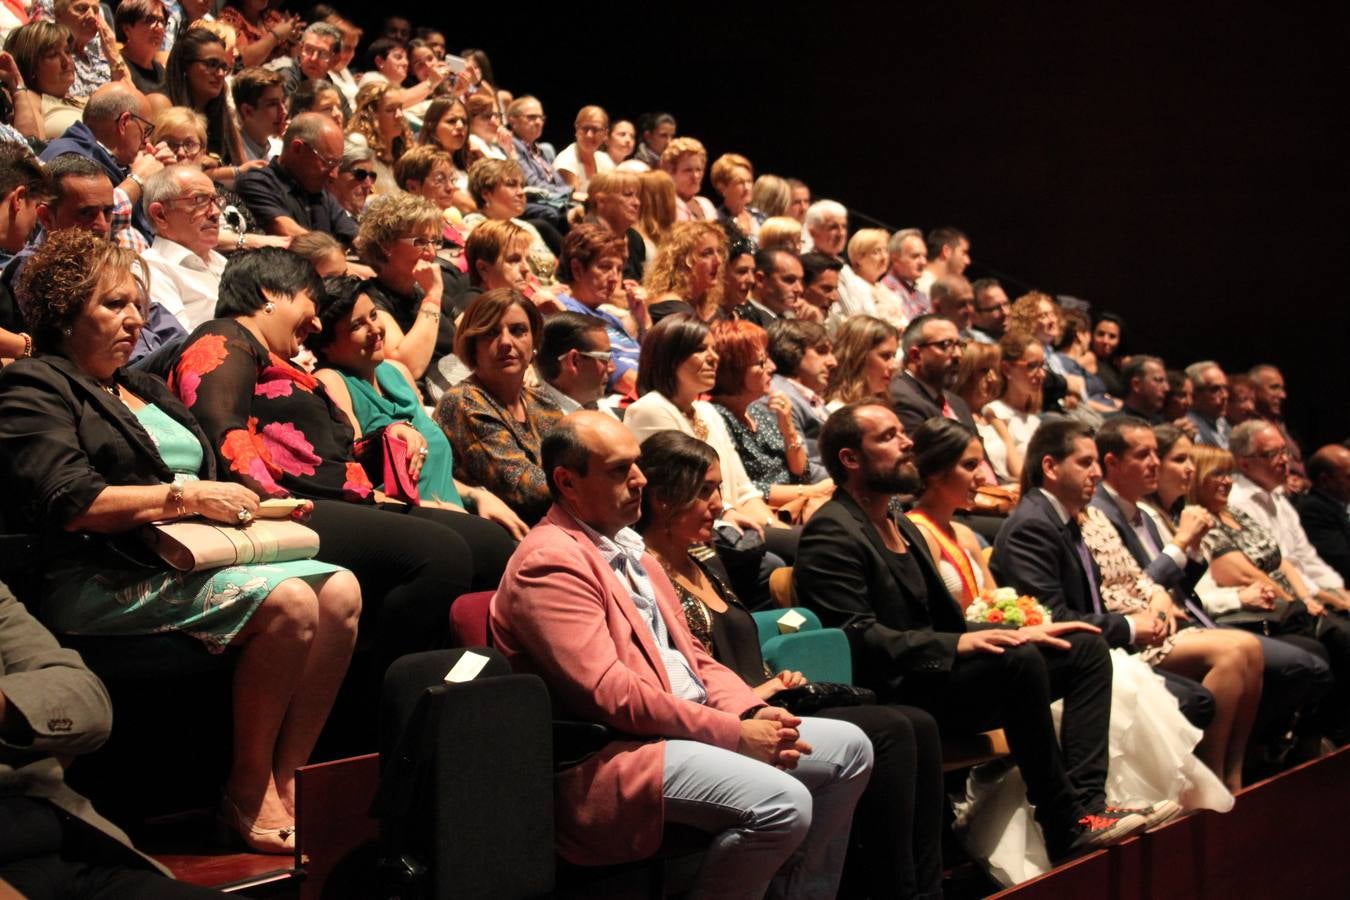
[1230,419,1349,608]
[140,165,228,331]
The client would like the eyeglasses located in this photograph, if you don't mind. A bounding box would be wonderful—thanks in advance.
[139,14,166,26]
[302,141,342,171]
[164,192,221,212]
[1014,360,1046,373]
[1195,383,1229,393]
[192,58,231,74]
[348,167,377,182]
[567,349,611,363]
[515,113,545,123]
[164,137,202,156]
[299,43,334,60]
[128,111,155,141]
[1242,446,1290,462]
[975,302,1009,313]
[396,236,438,249]
[918,338,961,352]
[576,124,605,135]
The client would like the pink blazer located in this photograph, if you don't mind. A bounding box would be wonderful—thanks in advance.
[490,504,764,865]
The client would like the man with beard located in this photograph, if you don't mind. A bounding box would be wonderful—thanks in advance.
[969,277,1010,343]
[888,314,975,435]
[795,403,1148,860]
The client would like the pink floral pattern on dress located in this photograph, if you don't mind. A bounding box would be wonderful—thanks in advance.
[260,421,321,478]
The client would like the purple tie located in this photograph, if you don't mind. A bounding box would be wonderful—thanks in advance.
[1073,535,1105,614]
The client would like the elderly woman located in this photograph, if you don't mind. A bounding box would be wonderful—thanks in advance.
[555,223,640,392]
[554,104,613,195]
[708,319,833,515]
[114,0,168,97]
[166,28,245,166]
[823,314,899,411]
[218,0,299,67]
[463,158,559,285]
[0,230,361,853]
[310,275,527,541]
[710,152,762,243]
[636,430,944,899]
[347,80,411,196]
[433,289,563,525]
[52,0,129,97]
[394,144,474,227]
[661,136,717,221]
[587,168,644,280]
[758,216,803,255]
[835,227,906,330]
[353,191,450,381]
[983,329,1046,462]
[643,220,726,324]
[953,339,1021,484]
[5,21,82,139]
[164,248,486,676]
[329,135,376,219]
[290,77,346,128]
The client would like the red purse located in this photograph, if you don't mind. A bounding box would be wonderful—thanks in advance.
[356,427,422,506]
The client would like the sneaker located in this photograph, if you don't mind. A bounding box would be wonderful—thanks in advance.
[1105,800,1182,830]
[1070,810,1148,851]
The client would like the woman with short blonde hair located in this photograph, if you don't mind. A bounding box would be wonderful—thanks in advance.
[554,104,613,195]
[661,136,716,221]
[751,174,792,218]
[710,152,762,243]
[835,227,907,330]
[757,216,803,254]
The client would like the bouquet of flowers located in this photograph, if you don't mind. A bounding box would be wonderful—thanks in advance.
[965,586,1052,627]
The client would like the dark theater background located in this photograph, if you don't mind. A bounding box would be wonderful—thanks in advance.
[335,1,1349,446]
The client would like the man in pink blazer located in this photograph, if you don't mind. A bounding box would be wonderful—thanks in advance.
[492,412,872,899]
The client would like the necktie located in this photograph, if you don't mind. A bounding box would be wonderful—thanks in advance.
[1069,522,1105,614]
[1140,510,1218,628]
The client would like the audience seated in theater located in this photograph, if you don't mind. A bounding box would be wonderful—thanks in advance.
[718,236,755,321]
[710,151,761,244]
[160,247,487,677]
[329,134,374,219]
[1298,445,1350,584]
[1226,373,1258,427]
[231,66,286,163]
[834,227,905,332]
[636,169,677,267]
[290,77,346,129]
[990,418,1218,729]
[463,91,512,163]
[784,177,809,220]
[1089,311,1127,397]
[763,318,835,475]
[491,411,871,893]
[915,225,970,296]
[1007,291,1080,411]
[1163,369,1191,423]
[586,169,645,281]
[1229,420,1349,608]
[737,247,804,328]
[660,136,716,221]
[218,0,299,68]
[930,274,978,341]
[322,15,360,105]
[6,21,84,140]
[1248,364,1302,461]
[1185,360,1232,448]
[434,288,563,525]
[709,319,833,517]
[289,229,348,277]
[463,158,560,285]
[505,95,572,221]
[554,222,640,392]
[881,227,931,324]
[1055,307,1121,413]
[756,215,803,255]
[749,173,790,219]
[401,38,461,118]
[643,219,727,325]
[554,104,613,196]
[114,0,170,99]
[309,274,528,541]
[795,402,1149,860]
[235,112,358,243]
[0,584,239,894]
[139,163,227,336]
[535,311,615,415]
[52,0,130,99]
[888,314,975,435]
[604,118,636,163]
[281,22,343,111]
[797,250,842,325]
[347,80,410,196]
[969,277,1009,344]
[0,230,361,855]
[636,430,943,899]
[632,110,675,168]
[0,146,45,358]
[824,314,898,412]
[394,145,473,245]
[804,200,848,262]
[1115,354,1171,424]
[953,339,1022,485]
[166,28,246,168]
[150,106,268,245]
[417,97,472,187]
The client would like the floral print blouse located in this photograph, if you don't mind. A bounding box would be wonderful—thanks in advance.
[170,319,374,503]
[1202,507,1294,594]
[711,402,808,498]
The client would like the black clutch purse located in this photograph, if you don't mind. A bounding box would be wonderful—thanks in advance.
[768,682,876,716]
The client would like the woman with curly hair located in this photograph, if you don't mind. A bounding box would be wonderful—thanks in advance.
[824,314,899,411]
[643,220,727,325]
[347,80,412,196]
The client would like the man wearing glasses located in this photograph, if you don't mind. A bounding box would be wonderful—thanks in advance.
[969,277,1010,344]
[281,22,350,118]
[887,314,978,436]
[38,82,168,247]
[535,313,616,416]
[140,164,227,334]
[235,112,358,244]
[1184,361,1232,448]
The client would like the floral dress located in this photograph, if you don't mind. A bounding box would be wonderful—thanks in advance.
[712,403,809,498]
[171,319,375,502]
[1201,508,1295,595]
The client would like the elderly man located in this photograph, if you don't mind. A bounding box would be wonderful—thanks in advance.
[969,277,1009,343]
[929,274,976,340]
[881,228,930,323]
[795,403,1148,860]
[804,199,847,260]
[1297,445,1350,583]
[1230,421,1349,608]
[737,247,803,327]
[535,314,614,415]
[914,226,969,295]
[507,95,572,231]
[235,113,357,243]
[1184,361,1232,448]
[888,314,974,435]
[140,164,227,333]
[1248,364,1302,459]
[282,22,347,114]
[491,412,871,897]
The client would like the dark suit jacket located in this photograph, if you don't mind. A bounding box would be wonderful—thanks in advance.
[1295,488,1350,583]
[732,300,778,330]
[991,489,1132,647]
[794,490,1000,699]
[1090,485,1189,588]
[887,370,976,435]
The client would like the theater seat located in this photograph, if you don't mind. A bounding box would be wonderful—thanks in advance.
[448,590,495,647]
[752,608,854,685]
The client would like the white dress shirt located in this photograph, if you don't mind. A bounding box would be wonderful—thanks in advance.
[140,236,228,331]
[1230,474,1345,591]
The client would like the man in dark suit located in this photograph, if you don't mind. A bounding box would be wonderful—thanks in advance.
[795,402,1153,861]
[1298,445,1350,583]
[734,248,803,327]
[1091,417,1332,743]
[990,418,1216,728]
[887,314,976,435]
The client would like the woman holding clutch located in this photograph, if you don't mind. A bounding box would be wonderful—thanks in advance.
[0,230,361,854]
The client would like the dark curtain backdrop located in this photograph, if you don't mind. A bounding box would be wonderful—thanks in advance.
[334,1,1350,446]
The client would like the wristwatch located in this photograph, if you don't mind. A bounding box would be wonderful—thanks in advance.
[169,476,187,518]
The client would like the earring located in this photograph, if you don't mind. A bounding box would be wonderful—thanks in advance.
[62,327,72,337]
[264,302,275,314]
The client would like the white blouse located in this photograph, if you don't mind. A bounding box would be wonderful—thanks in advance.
[624,392,763,509]
[983,399,1041,461]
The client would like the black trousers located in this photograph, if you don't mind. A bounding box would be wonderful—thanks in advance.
[816,704,944,900]
[893,632,1113,857]
[1157,667,1216,729]
[375,502,517,592]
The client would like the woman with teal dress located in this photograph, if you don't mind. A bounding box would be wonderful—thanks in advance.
[0,230,362,855]
[311,275,529,542]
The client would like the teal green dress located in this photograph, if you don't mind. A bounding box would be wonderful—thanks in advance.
[341,362,462,505]
[44,403,343,653]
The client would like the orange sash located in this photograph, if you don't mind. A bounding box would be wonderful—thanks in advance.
[906,510,980,608]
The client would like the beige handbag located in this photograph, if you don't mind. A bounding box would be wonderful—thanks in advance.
[141,519,321,573]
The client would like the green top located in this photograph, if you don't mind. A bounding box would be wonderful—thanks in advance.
[135,402,203,479]
[342,362,460,504]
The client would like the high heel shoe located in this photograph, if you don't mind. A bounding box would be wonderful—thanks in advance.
[220,792,296,855]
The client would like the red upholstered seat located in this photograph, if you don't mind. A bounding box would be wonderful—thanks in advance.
[449,591,495,647]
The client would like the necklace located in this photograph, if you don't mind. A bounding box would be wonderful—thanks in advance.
[100,381,120,397]
[680,404,708,441]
